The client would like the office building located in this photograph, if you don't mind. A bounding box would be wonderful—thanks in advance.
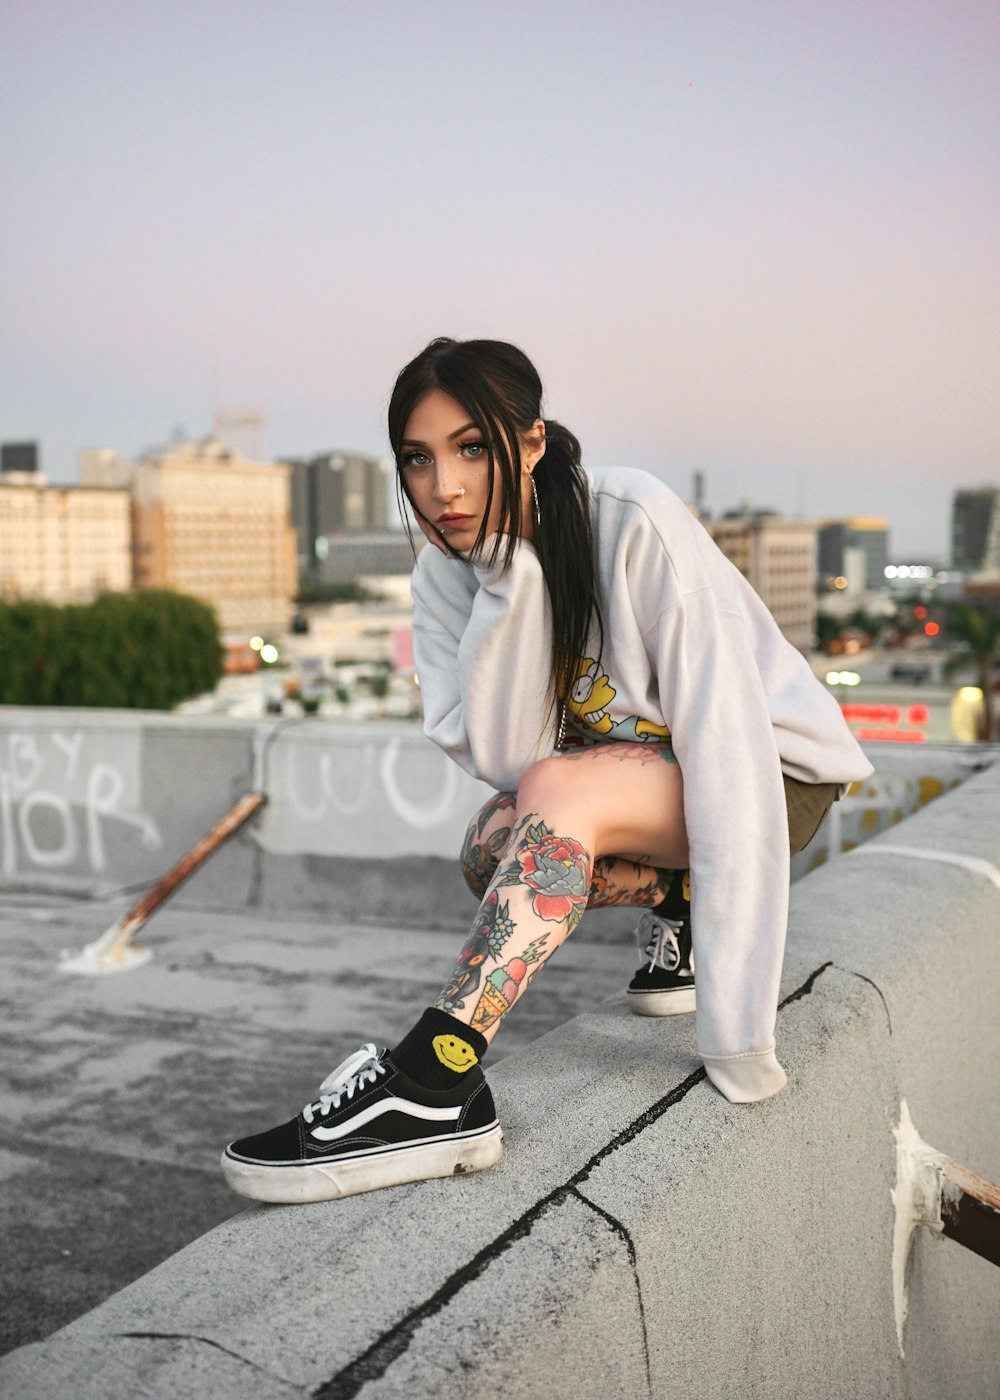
[817,518,889,591]
[951,487,1000,575]
[0,472,131,601]
[83,437,296,634]
[1,441,40,476]
[709,512,817,652]
[316,531,422,585]
[285,452,393,572]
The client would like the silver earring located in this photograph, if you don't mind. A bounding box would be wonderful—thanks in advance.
[530,473,541,526]
[456,487,465,497]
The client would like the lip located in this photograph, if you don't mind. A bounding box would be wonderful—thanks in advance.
[436,514,475,527]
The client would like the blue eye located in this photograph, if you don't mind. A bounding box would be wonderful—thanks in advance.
[402,450,429,469]
[460,441,486,459]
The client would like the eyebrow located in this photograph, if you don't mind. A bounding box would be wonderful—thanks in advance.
[401,422,479,446]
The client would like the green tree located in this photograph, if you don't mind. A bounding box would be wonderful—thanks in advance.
[942,602,1000,742]
[0,590,224,710]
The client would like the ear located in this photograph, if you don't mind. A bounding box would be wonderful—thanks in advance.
[523,418,547,473]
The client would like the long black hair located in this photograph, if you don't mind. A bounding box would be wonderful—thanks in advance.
[388,337,603,722]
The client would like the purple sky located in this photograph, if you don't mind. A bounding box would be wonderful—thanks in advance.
[2,0,998,558]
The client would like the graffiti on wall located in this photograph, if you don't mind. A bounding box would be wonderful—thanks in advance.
[256,730,488,858]
[282,737,464,829]
[0,730,161,876]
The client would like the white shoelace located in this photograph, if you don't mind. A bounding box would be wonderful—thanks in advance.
[635,910,684,973]
[302,1043,387,1123]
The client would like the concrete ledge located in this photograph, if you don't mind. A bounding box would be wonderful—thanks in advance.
[2,762,998,1398]
[2,709,997,928]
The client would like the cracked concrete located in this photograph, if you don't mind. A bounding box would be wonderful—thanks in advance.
[304,964,852,1400]
[317,960,834,1397]
[0,752,998,1396]
[568,1185,652,1397]
[0,894,641,1359]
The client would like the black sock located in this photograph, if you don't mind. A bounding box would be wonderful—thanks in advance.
[390,1007,489,1090]
[657,869,691,919]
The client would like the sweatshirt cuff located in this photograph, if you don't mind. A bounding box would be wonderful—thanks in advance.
[702,1049,788,1103]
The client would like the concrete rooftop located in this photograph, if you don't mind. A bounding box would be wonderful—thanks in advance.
[0,891,637,1357]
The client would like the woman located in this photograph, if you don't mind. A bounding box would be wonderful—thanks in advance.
[222,337,872,1204]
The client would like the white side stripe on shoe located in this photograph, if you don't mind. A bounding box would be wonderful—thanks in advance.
[309,1096,463,1142]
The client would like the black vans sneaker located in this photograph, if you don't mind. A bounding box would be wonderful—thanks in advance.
[221,1043,502,1204]
[626,908,696,1016]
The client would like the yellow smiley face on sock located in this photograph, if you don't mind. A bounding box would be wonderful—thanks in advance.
[432,1034,479,1073]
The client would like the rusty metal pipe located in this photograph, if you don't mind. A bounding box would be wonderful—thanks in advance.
[941,1158,1000,1268]
[59,792,267,974]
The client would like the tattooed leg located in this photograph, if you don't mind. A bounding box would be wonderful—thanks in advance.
[459,791,517,899]
[588,855,678,909]
[437,811,592,1043]
[437,741,690,1046]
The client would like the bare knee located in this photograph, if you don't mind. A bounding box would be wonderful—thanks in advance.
[515,756,575,813]
[516,750,686,868]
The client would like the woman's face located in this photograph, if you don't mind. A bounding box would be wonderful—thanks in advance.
[400,389,543,552]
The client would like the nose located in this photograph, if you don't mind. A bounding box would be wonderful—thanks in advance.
[432,463,465,502]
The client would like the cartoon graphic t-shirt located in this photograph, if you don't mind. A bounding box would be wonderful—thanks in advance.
[562,655,672,748]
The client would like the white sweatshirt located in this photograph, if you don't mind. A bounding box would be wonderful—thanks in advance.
[411,466,873,1103]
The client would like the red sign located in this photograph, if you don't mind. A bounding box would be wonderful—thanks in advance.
[853,727,927,743]
[840,701,927,744]
[841,703,901,724]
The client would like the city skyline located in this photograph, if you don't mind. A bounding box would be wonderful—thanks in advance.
[2,1,998,559]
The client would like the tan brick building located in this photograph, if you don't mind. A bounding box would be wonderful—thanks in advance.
[709,513,817,652]
[0,473,131,600]
[82,439,297,636]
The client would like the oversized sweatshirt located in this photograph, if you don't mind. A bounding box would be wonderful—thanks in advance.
[410,465,873,1103]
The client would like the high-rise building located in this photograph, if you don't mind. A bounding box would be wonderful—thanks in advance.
[82,437,296,634]
[315,531,421,585]
[708,512,817,652]
[1,441,40,475]
[817,518,889,590]
[951,487,1000,575]
[285,452,393,572]
[0,472,131,600]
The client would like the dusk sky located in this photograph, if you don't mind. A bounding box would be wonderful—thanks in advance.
[2,1,998,559]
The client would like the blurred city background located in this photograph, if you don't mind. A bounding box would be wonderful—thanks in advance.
[2,2,997,739]
[1,431,998,745]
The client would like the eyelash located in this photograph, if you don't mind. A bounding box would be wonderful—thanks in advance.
[401,441,487,469]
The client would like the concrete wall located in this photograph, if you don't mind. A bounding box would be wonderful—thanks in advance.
[0,745,997,1397]
[1,707,995,926]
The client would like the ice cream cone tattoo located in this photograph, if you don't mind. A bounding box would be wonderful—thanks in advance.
[470,934,553,1033]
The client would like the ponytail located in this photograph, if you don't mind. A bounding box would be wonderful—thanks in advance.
[533,419,604,725]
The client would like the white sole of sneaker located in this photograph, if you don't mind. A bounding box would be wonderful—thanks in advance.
[221,1123,504,1204]
[627,987,697,1017]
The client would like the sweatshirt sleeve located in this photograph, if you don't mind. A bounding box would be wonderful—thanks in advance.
[649,587,790,1103]
[411,539,559,791]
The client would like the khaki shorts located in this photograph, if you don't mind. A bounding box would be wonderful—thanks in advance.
[784,774,840,855]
